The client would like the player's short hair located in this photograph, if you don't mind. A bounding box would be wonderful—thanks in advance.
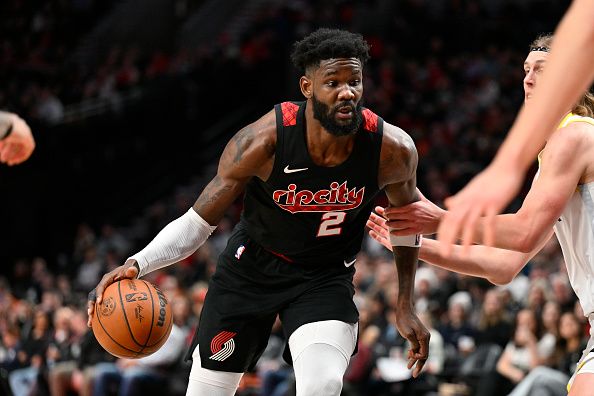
[529,33,553,52]
[291,28,370,73]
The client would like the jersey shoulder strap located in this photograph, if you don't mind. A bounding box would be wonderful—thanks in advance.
[362,108,381,133]
[559,112,594,129]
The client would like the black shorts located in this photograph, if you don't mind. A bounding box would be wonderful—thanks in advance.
[186,228,359,372]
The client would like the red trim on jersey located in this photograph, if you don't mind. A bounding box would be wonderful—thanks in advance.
[264,247,295,263]
[362,108,378,132]
[281,102,299,126]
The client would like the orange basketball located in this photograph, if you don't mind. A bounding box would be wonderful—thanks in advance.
[92,279,173,359]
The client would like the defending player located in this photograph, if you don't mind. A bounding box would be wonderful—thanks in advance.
[87,29,429,396]
[368,34,594,395]
[439,0,594,253]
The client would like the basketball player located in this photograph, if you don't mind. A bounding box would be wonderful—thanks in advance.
[367,34,594,395]
[438,0,594,253]
[0,111,35,165]
[87,29,429,396]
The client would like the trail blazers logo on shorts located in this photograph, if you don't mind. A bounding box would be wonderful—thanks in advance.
[209,331,237,361]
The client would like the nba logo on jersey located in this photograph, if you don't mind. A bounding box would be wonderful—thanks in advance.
[235,245,246,260]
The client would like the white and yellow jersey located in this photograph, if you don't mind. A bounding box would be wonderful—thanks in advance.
[548,113,594,315]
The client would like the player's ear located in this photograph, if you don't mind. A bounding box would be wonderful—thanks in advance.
[300,76,312,99]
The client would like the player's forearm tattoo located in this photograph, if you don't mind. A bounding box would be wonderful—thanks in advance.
[194,175,233,211]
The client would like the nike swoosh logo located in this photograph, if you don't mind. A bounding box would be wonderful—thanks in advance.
[344,258,356,267]
[284,165,309,174]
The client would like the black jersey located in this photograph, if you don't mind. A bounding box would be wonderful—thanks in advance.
[239,101,384,266]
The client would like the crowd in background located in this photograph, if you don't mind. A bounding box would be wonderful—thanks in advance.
[0,0,569,205]
[1,0,588,395]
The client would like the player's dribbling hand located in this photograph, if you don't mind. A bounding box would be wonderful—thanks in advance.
[394,310,430,378]
[87,259,139,327]
[438,163,524,255]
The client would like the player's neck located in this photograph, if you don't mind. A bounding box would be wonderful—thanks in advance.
[304,110,356,167]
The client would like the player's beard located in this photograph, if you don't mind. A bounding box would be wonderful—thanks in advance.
[311,95,363,136]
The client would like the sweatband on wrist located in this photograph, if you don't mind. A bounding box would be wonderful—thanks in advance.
[389,232,422,247]
[129,208,216,278]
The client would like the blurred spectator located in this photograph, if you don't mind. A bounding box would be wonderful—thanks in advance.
[0,325,21,393]
[478,309,548,396]
[96,224,131,259]
[9,309,51,396]
[75,247,104,292]
[474,288,513,349]
[48,308,116,396]
[438,292,476,368]
[539,301,562,363]
[508,311,587,396]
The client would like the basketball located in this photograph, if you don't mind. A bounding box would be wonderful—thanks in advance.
[91,279,173,359]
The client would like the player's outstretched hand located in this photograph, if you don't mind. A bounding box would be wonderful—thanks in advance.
[87,259,139,327]
[383,189,444,236]
[0,114,35,166]
[438,163,523,255]
[395,310,430,378]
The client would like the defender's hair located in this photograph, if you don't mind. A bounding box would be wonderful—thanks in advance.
[291,28,370,73]
[530,34,594,117]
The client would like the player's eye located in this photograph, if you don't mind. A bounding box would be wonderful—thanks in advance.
[327,81,337,87]
[349,80,360,86]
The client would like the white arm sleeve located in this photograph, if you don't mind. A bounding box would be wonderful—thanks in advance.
[129,208,217,278]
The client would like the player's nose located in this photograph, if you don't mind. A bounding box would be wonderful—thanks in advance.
[523,71,535,87]
[337,85,355,101]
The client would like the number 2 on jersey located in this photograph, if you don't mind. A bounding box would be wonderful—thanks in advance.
[317,212,346,237]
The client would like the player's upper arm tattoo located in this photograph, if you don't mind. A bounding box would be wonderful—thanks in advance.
[231,125,255,165]
[193,112,276,223]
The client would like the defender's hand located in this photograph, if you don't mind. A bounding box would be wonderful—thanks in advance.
[438,164,523,255]
[384,189,445,236]
[394,309,430,378]
[87,259,139,327]
[366,207,392,251]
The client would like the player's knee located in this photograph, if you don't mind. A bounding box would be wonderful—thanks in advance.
[298,371,343,396]
[297,358,345,396]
